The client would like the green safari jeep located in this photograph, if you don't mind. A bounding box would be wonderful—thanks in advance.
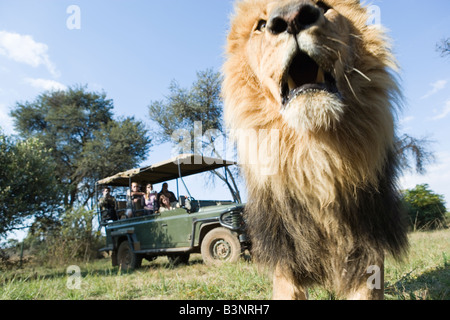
[96,154,249,270]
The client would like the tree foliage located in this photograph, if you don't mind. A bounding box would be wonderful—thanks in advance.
[0,132,61,238]
[10,85,152,208]
[149,69,224,144]
[402,184,448,230]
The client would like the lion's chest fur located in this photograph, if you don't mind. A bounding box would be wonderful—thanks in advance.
[241,126,406,273]
[243,139,406,293]
[240,125,386,210]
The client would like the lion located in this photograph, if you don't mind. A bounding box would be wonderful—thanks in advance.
[222,0,409,300]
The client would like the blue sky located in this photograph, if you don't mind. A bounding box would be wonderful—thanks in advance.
[0,0,449,213]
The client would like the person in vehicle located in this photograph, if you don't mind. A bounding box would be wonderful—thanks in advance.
[143,183,158,215]
[127,182,145,217]
[99,187,118,221]
[159,182,177,205]
[159,194,173,212]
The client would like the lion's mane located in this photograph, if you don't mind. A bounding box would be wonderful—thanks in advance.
[222,0,408,296]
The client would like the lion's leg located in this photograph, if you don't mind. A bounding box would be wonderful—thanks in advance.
[346,258,385,300]
[272,264,308,300]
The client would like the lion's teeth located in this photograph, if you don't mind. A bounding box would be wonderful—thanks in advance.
[288,76,297,91]
[316,68,325,83]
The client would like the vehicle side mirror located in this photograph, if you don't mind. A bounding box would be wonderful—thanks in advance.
[185,197,192,212]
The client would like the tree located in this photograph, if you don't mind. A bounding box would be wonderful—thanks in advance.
[149,69,224,144]
[437,38,450,57]
[10,85,152,208]
[396,134,435,175]
[0,132,61,238]
[402,184,448,230]
[148,69,241,203]
[78,117,150,205]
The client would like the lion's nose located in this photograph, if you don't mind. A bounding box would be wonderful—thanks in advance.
[268,1,322,35]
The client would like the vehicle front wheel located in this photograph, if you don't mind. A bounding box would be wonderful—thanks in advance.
[117,241,142,271]
[201,227,241,266]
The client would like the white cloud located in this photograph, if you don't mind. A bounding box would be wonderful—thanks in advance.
[431,99,450,120]
[421,80,447,99]
[0,30,59,77]
[24,78,67,91]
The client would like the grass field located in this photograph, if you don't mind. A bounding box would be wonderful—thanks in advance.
[1,229,449,300]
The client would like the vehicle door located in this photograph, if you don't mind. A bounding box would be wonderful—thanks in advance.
[157,208,192,248]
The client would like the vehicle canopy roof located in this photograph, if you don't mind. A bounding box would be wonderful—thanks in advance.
[96,154,236,187]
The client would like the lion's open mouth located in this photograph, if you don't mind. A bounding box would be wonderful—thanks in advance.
[281,51,338,106]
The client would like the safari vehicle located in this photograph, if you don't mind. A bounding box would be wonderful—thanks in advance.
[96,154,248,270]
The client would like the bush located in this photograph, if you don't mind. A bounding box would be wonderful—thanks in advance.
[402,184,448,231]
[26,207,104,266]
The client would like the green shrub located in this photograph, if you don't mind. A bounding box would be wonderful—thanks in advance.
[26,207,104,266]
[402,184,448,231]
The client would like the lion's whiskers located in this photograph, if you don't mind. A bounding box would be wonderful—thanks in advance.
[344,73,362,103]
[350,33,363,40]
[325,36,349,48]
[322,45,338,56]
[352,68,372,82]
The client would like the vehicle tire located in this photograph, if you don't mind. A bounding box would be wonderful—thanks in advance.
[111,251,118,267]
[117,241,142,271]
[167,253,190,266]
[201,227,241,266]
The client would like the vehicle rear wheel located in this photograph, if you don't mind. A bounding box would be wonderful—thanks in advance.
[201,227,241,266]
[117,241,142,271]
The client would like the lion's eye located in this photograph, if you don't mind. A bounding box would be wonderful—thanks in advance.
[255,20,267,32]
[316,1,331,13]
